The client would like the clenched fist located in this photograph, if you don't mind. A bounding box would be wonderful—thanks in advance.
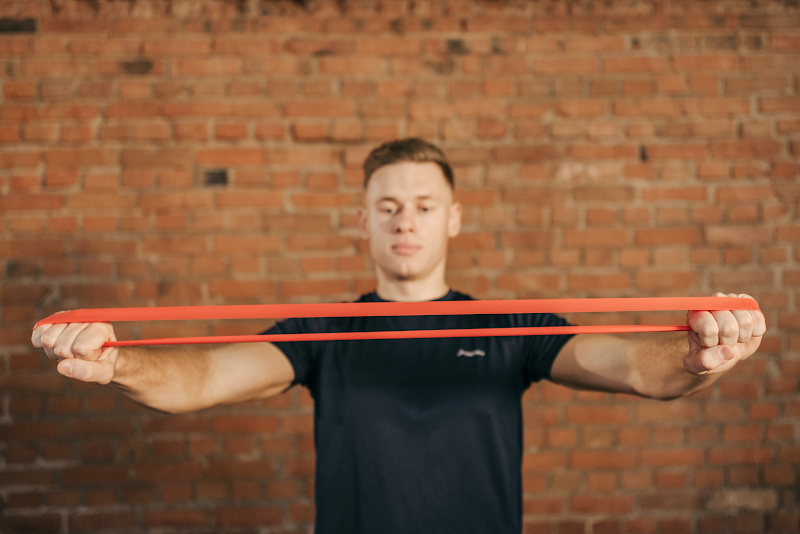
[684,293,766,375]
[32,320,119,384]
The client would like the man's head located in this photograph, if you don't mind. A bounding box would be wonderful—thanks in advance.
[358,138,462,289]
[363,138,454,190]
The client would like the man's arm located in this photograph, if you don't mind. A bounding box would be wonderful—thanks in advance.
[549,293,767,400]
[32,322,295,414]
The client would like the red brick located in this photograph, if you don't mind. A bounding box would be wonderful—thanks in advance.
[281,279,349,297]
[565,36,625,51]
[642,449,704,466]
[605,56,669,72]
[636,271,699,289]
[645,144,707,159]
[163,102,232,117]
[637,402,699,422]
[215,236,281,253]
[566,406,630,425]
[291,193,357,208]
[217,507,282,527]
[3,82,35,100]
[614,99,684,117]
[568,274,631,291]
[208,460,274,479]
[144,38,211,55]
[174,58,240,76]
[674,55,739,71]
[215,37,281,55]
[708,447,773,465]
[196,148,267,166]
[570,495,634,514]
[564,229,629,248]
[706,226,771,245]
[532,57,597,74]
[711,140,781,158]
[214,123,248,140]
[70,512,136,530]
[642,187,706,201]
[136,462,203,482]
[106,102,162,118]
[144,510,208,527]
[570,144,637,159]
[636,229,702,246]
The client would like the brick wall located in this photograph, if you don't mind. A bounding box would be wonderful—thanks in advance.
[1,0,798,532]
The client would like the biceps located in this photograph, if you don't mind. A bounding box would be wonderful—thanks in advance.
[205,342,296,406]
[548,334,639,395]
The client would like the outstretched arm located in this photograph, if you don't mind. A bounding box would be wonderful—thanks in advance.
[32,322,295,414]
[549,293,766,400]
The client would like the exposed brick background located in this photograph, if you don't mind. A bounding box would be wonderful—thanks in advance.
[1,0,799,532]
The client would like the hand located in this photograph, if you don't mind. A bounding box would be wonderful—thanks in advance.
[684,293,766,375]
[32,320,119,384]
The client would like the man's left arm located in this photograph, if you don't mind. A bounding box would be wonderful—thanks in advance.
[549,293,767,400]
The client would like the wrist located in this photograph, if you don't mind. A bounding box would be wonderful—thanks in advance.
[110,346,132,385]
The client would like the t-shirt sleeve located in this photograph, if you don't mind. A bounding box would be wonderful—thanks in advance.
[523,313,575,385]
[259,317,322,391]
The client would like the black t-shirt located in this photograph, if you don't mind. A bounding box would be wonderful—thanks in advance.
[262,290,575,534]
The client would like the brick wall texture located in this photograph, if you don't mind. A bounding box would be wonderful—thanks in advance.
[1,0,799,532]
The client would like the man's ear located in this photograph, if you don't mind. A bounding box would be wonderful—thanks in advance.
[358,206,370,239]
[447,201,462,238]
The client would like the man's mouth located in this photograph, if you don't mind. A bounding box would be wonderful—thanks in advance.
[392,243,421,256]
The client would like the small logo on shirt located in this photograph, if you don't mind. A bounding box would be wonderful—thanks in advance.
[456,348,486,358]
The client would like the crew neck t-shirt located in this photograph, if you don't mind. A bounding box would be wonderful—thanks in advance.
[262,289,575,534]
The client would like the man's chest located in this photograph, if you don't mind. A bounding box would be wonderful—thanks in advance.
[315,318,528,390]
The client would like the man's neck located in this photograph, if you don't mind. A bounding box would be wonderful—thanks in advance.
[374,272,450,302]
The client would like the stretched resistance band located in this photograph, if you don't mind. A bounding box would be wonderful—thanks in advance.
[34,297,759,347]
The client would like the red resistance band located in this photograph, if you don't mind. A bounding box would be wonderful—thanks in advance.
[34,297,760,348]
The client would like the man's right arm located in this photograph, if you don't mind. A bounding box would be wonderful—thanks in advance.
[32,322,295,414]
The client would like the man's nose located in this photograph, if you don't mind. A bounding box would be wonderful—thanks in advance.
[393,208,416,233]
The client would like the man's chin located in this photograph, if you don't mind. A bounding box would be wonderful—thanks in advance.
[378,261,423,281]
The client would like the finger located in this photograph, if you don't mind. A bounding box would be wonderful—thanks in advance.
[684,345,736,375]
[736,332,763,361]
[686,310,719,348]
[738,293,767,338]
[751,309,766,337]
[711,309,739,347]
[32,324,53,349]
[71,323,116,361]
[730,308,754,343]
[52,323,90,360]
[38,323,68,359]
[57,358,115,385]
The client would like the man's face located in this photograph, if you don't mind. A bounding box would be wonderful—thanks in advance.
[359,161,462,282]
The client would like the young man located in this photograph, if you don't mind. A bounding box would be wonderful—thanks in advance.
[33,138,765,534]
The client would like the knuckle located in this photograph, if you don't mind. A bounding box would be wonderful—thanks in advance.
[72,341,96,357]
[720,324,739,338]
[53,345,71,358]
[40,333,56,348]
[700,326,717,339]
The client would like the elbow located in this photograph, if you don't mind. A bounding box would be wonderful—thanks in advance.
[640,384,704,401]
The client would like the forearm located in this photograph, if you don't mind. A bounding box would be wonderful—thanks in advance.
[630,332,721,400]
[552,332,726,400]
[112,345,213,414]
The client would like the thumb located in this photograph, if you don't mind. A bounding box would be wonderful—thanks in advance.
[684,345,736,375]
[57,357,115,385]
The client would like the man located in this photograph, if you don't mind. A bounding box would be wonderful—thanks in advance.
[33,138,765,534]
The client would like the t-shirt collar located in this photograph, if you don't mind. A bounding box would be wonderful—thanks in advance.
[363,288,456,303]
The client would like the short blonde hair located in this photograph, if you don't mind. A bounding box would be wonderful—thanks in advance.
[363,138,454,189]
